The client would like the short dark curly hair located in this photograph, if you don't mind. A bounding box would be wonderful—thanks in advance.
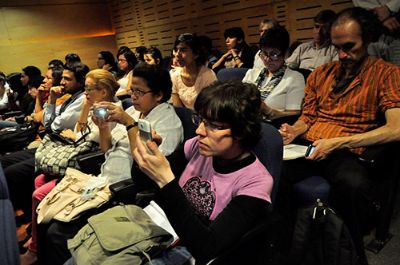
[259,25,290,55]
[194,81,262,150]
[132,63,172,103]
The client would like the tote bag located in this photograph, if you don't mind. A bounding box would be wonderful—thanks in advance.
[35,131,98,177]
[36,167,111,224]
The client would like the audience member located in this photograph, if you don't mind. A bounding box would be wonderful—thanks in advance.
[135,45,147,63]
[168,49,182,75]
[96,51,118,76]
[25,75,44,116]
[278,8,400,265]
[30,66,65,128]
[43,63,184,265]
[197,35,221,69]
[132,81,273,264]
[212,27,256,72]
[0,72,9,112]
[171,33,217,110]
[48,59,64,68]
[64,53,81,64]
[243,25,305,120]
[44,62,88,132]
[286,10,338,72]
[115,48,138,98]
[143,47,163,66]
[9,66,42,115]
[5,73,23,113]
[0,62,89,225]
[19,69,120,265]
[353,0,400,65]
[0,66,64,129]
[253,19,280,69]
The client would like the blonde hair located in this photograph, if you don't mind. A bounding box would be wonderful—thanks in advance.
[85,69,120,98]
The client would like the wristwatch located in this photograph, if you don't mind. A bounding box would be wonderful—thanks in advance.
[126,121,138,131]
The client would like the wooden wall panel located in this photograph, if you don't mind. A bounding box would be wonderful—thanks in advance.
[108,0,354,57]
[287,0,353,42]
[0,0,117,74]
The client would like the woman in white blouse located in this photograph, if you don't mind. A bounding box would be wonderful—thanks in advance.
[243,25,305,119]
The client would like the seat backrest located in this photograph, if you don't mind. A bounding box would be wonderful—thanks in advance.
[254,122,283,203]
[0,162,20,265]
[216,68,249,82]
[121,98,133,110]
[173,106,197,142]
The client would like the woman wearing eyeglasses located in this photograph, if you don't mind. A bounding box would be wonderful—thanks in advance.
[133,81,273,264]
[243,25,305,119]
[171,33,217,110]
[41,63,184,265]
[21,69,120,265]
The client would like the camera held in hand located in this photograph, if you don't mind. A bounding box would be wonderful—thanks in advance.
[93,107,109,121]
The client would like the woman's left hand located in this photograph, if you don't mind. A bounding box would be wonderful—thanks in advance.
[133,133,175,188]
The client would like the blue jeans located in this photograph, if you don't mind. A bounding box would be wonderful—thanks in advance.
[0,120,18,128]
[148,246,193,265]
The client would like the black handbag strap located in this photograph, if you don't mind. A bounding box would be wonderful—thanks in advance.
[48,126,91,147]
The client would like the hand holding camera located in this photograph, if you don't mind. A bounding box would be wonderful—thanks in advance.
[92,102,129,126]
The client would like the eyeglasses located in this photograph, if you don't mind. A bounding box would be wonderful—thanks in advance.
[84,86,98,93]
[259,50,282,61]
[191,113,230,131]
[128,88,153,97]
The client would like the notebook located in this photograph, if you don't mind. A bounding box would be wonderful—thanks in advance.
[283,144,308,160]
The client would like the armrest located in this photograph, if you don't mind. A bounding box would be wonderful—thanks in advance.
[266,114,300,129]
[358,143,398,165]
[109,178,156,207]
[2,111,23,119]
[76,150,105,176]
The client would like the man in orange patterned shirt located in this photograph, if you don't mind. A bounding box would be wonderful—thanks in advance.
[278,7,400,265]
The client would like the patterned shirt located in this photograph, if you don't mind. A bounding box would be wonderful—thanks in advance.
[179,137,272,220]
[299,57,400,154]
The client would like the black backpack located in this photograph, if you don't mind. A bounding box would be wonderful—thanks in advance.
[289,199,359,265]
